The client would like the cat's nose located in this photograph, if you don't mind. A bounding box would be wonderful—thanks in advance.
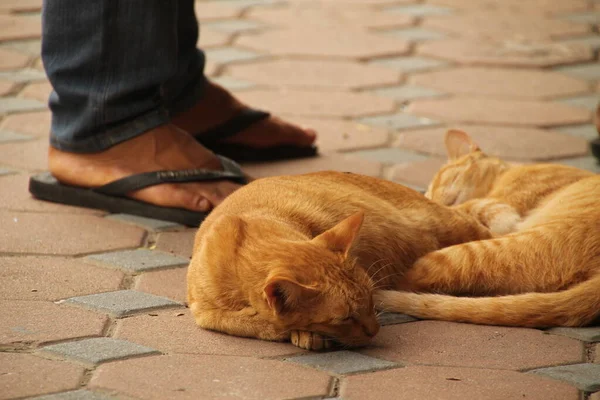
[364,320,380,338]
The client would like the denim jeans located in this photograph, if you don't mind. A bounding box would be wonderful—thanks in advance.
[42,0,207,153]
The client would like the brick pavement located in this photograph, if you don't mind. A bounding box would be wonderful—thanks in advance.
[1,0,599,399]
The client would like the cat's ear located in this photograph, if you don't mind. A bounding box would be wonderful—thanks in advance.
[445,129,480,160]
[312,211,364,258]
[199,214,246,263]
[264,277,317,315]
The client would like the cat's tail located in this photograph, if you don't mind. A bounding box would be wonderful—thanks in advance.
[375,272,600,327]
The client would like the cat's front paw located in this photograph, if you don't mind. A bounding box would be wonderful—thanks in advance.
[290,330,334,351]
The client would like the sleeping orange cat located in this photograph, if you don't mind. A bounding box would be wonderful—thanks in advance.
[187,171,492,350]
[376,130,600,328]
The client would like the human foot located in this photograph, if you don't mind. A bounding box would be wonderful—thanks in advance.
[48,124,244,212]
[172,81,317,149]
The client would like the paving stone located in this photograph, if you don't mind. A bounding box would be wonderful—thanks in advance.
[237,27,409,59]
[213,0,283,7]
[0,110,51,137]
[242,153,383,178]
[0,300,108,346]
[351,147,429,164]
[561,35,600,52]
[382,27,447,42]
[0,68,47,82]
[556,124,599,141]
[0,96,45,114]
[0,211,144,255]
[0,129,32,143]
[3,38,41,55]
[0,353,85,399]
[204,19,265,33]
[0,48,29,70]
[0,14,41,41]
[237,89,395,118]
[557,156,600,173]
[204,47,264,64]
[194,1,242,20]
[419,39,592,68]
[86,249,188,273]
[423,12,590,41]
[211,75,257,91]
[0,79,14,95]
[0,167,15,176]
[408,97,591,127]
[371,85,446,100]
[104,213,183,231]
[197,27,231,48]
[390,157,446,189]
[386,4,454,16]
[283,116,390,152]
[228,59,400,90]
[360,321,583,370]
[557,94,599,111]
[554,63,600,81]
[0,255,124,301]
[341,365,579,400]
[0,0,43,14]
[285,350,399,375]
[530,363,600,392]
[114,309,303,357]
[90,353,331,400]
[154,229,197,259]
[547,327,600,342]
[64,290,182,317]
[410,67,590,99]
[0,138,47,170]
[30,389,116,400]
[247,5,414,30]
[592,390,600,400]
[561,12,600,24]
[425,0,588,15]
[358,113,441,130]
[370,56,450,73]
[393,125,590,161]
[41,337,160,365]
[377,312,417,326]
[20,80,52,102]
[135,268,187,303]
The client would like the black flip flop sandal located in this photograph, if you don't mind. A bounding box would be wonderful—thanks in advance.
[28,156,247,227]
[196,108,318,163]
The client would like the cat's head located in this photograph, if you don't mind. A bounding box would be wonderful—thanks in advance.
[203,211,379,347]
[425,130,509,205]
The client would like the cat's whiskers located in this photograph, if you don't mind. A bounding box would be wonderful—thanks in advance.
[371,272,402,290]
[366,258,387,275]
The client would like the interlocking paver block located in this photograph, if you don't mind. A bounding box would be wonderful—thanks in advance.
[30,389,116,400]
[370,56,450,73]
[0,47,29,70]
[20,81,52,103]
[0,168,15,176]
[425,0,588,15]
[105,213,183,231]
[390,157,446,188]
[3,39,42,55]
[360,321,583,370]
[557,95,599,111]
[561,35,600,51]
[557,124,599,141]
[0,0,43,13]
[547,327,600,342]
[341,365,579,400]
[115,309,302,357]
[387,4,454,16]
[408,97,591,127]
[0,255,123,301]
[64,290,181,317]
[372,85,445,101]
[557,156,600,173]
[204,19,265,33]
[285,350,399,375]
[42,337,160,365]
[135,268,187,303]
[377,313,417,326]
[530,363,600,392]
[0,79,14,96]
[0,110,51,137]
[358,113,441,130]
[0,14,42,41]
[237,28,409,59]
[86,249,188,272]
[229,59,400,89]
[351,148,429,164]
[0,353,85,399]
[0,138,47,170]
[561,12,600,24]
[155,229,196,259]
[194,2,241,21]
[90,354,332,400]
[410,67,590,99]
[197,28,230,48]
[0,96,46,114]
[0,68,47,82]
[204,47,264,64]
[383,27,447,42]
[419,39,592,68]
[1,300,108,346]
[554,63,600,81]
[0,129,32,143]
[211,76,257,91]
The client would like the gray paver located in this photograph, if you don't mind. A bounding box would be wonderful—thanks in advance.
[560,12,600,24]
[358,113,441,130]
[41,337,160,365]
[218,0,283,7]
[378,313,417,326]
[204,19,265,33]
[370,56,450,73]
[85,249,188,272]
[285,350,399,375]
[554,63,600,81]
[104,214,183,231]
[0,68,47,82]
[560,36,600,51]
[351,148,429,164]
[205,47,265,64]
[556,124,599,141]
[0,129,33,143]
[556,156,600,173]
[529,363,600,392]
[557,94,599,111]
[63,290,181,317]
[386,4,454,16]
[0,168,16,176]
[212,76,258,91]
[382,28,447,42]
[0,97,46,114]
[547,327,600,342]
[3,39,41,55]
[372,85,445,101]
[30,390,117,400]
